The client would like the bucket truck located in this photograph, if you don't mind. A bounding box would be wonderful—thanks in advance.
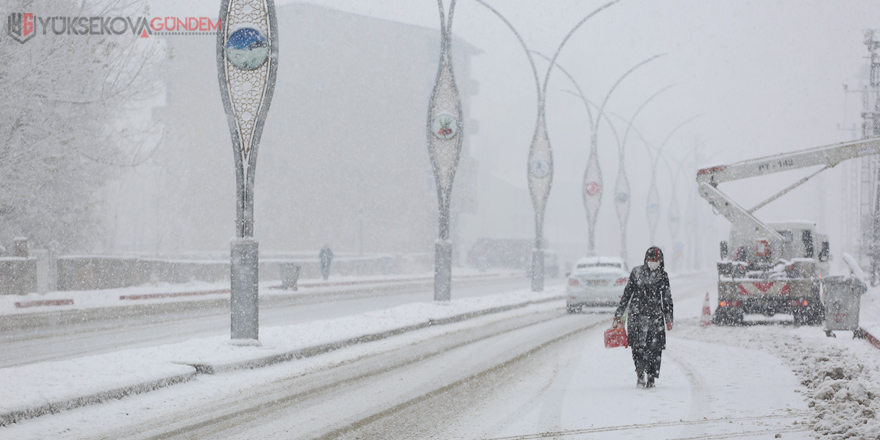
[696,137,880,325]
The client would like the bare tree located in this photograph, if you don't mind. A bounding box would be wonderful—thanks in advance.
[0,0,163,252]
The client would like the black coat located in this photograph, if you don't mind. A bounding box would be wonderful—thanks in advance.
[614,264,673,324]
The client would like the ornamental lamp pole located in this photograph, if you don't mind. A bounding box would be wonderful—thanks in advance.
[642,115,701,245]
[537,52,664,256]
[475,0,620,291]
[217,0,278,341]
[427,0,464,302]
[617,85,675,260]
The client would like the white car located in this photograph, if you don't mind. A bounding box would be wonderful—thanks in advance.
[566,256,629,312]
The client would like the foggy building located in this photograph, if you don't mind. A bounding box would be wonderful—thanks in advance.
[148,3,479,256]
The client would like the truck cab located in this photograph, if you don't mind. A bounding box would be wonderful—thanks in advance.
[722,221,829,275]
[716,221,828,325]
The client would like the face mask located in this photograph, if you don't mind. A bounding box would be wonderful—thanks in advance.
[648,261,660,271]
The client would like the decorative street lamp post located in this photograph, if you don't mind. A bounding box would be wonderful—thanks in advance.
[427,0,464,302]
[625,121,706,271]
[537,52,664,256]
[538,54,666,255]
[475,0,620,291]
[642,115,701,245]
[653,139,708,272]
[618,85,674,259]
[217,0,278,340]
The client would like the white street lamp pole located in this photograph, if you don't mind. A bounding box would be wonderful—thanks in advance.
[217,0,278,341]
[427,0,464,302]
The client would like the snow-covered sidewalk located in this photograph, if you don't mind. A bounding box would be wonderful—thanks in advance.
[673,277,880,440]
[0,287,562,426]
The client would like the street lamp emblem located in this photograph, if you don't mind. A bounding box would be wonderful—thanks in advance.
[225,27,269,71]
[530,159,550,178]
[432,112,458,140]
[585,180,601,196]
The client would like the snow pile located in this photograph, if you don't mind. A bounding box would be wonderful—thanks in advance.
[798,350,879,439]
[676,320,880,440]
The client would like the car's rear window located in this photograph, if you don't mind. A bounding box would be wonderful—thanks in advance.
[577,263,621,269]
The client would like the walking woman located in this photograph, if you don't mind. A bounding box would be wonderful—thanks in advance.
[611,246,674,388]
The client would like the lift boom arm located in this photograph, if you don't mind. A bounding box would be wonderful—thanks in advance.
[696,137,880,253]
[697,138,880,187]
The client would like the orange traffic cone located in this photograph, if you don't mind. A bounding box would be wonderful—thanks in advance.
[700,292,712,327]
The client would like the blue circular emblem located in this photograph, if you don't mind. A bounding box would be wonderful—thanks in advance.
[226,27,269,70]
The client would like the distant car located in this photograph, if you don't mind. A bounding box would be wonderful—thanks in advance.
[525,250,560,278]
[467,238,531,271]
[566,256,629,312]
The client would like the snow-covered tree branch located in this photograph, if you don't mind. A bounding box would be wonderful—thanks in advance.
[0,0,164,252]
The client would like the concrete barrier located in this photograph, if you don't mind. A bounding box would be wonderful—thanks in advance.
[40,253,434,292]
[0,258,37,295]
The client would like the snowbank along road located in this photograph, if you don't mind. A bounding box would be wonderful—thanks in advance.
[0,276,529,368]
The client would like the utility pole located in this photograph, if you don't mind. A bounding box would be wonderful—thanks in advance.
[864,30,880,285]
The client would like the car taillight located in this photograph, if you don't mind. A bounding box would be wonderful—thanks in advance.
[614,277,627,285]
[787,299,810,307]
[568,278,579,287]
[719,300,741,307]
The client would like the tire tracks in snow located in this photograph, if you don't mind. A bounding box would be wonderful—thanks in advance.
[94,308,574,439]
[666,345,713,435]
[315,315,605,440]
[481,412,810,439]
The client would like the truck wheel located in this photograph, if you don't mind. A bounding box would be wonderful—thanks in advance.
[713,309,743,326]
[805,305,825,326]
[794,305,824,326]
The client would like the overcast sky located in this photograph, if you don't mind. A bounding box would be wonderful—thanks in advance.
[148,0,880,266]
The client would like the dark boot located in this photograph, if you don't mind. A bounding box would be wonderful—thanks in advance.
[636,370,645,388]
[645,374,655,388]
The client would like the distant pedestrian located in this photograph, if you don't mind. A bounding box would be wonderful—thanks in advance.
[319,245,334,280]
[611,246,673,388]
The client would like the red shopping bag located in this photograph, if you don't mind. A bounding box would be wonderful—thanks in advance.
[604,325,628,349]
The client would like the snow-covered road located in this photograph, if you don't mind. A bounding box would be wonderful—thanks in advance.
[1,275,532,368]
[2,273,879,439]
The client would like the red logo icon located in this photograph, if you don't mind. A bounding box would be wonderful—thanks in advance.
[7,13,35,44]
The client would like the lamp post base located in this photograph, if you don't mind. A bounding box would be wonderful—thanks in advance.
[434,239,452,302]
[231,237,259,341]
[531,248,544,292]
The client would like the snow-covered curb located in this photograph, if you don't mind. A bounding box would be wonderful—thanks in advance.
[0,270,520,316]
[0,288,563,426]
[859,283,880,351]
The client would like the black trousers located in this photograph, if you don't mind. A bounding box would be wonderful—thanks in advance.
[627,315,665,378]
